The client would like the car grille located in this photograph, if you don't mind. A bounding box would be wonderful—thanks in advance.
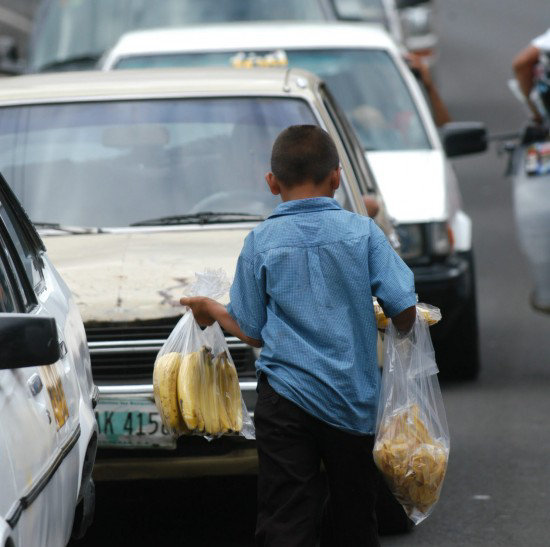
[86,320,257,382]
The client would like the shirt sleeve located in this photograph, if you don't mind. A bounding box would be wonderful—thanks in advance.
[227,252,266,340]
[368,222,417,318]
[532,28,550,50]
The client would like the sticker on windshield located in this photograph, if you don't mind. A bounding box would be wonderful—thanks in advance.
[40,364,69,429]
[230,50,288,69]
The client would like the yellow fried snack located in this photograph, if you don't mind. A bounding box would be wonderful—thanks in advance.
[373,405,448,517]
[373,299,390,330]
[373,299,442,330]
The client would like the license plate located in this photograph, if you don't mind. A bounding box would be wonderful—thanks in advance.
[95,397,176,449]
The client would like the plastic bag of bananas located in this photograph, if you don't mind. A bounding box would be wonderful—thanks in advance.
[153,270,255,440]
[373,314,449,525]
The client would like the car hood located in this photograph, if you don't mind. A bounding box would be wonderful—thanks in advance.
[366,150,450,223]
[44,228,249,324]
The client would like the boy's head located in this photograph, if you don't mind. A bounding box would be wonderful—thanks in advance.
[267,125,340,196]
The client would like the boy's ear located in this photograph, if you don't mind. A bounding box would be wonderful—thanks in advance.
[330,167,341,191]
[266,172,281,196]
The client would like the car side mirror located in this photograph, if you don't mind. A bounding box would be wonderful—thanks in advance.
[441,122,488,158]
[396,0,431,8]
[0,314,60,369]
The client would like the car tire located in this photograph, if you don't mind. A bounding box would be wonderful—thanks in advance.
[71,478,95,540]
[440,251,480,381]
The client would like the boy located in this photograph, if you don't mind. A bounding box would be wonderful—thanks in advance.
[181,125,416,546]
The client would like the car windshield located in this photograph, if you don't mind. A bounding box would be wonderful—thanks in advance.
[29,0,326,72]
[115,49,431,151]
[331,0,387,25]
[0,97,325,228]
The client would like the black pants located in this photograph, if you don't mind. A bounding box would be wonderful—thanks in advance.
[254,376,380,547]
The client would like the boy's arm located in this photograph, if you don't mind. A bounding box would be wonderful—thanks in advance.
[513,44,543,121]
[180,296,262,348]
[368,221,417,329]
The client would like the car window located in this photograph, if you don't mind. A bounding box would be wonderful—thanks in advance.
[321,85,375,194]
[29,0,327,72]
[114,49,431,151]
[0,197,44,293]
[0,254,17,312]
[331,0,388,26]
[0,97,319,227]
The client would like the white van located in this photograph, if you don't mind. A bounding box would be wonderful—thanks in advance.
[100,22,488,379]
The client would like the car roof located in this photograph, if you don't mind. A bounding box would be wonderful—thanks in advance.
[0,67,321,105]
[105,22,399,61]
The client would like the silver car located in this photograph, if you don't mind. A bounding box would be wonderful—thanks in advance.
[0,67,396,480]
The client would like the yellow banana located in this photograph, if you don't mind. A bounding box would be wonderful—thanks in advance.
[214,352,233,434]
[177,346,243,436]
[177,346,211,432]
[199,351,221,435]
[223,354,243,432]
[153,352,186,434]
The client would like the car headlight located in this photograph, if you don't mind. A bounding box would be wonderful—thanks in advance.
[395,222,453,262]
[400,6,433,38]
[395,224,424,261]
[428,222,453,256]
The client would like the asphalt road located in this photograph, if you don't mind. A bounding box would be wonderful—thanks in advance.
[71,2,550,546]
[384,1,550,545]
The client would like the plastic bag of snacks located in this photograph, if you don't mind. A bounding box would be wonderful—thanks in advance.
[373,315,449,524]
[152,269,255,440]
[373,298,442,330]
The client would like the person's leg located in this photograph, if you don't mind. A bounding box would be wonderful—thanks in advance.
[254,377,324,547]
[319,427,380,547]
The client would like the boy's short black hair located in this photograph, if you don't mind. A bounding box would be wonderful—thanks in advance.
[271,125,339,187]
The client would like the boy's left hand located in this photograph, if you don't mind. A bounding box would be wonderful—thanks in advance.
[180,296,216,326]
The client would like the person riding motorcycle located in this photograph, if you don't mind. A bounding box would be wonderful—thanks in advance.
[511,29,550,315]
[513,28,550,123]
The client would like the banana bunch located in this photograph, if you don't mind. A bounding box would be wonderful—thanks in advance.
[153,346,243,437]
[153,352,188,435]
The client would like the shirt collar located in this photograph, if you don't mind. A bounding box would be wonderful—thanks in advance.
[268,197,342,219]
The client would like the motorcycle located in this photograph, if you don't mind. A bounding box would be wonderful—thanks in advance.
[498,79,550,313]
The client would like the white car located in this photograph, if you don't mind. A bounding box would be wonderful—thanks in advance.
[100,22,488,379]
[0,175,97,546]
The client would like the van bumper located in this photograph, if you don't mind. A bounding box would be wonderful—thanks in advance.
[93,380,258,482]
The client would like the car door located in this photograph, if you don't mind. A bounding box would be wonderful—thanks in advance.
[0,187,80,546]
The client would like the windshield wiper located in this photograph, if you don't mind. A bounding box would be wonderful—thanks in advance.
[39,54,100,72]
[130,212,265,227]
[33,222,101,234]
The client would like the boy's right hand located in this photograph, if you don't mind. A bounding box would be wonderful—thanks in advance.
[180,296,218,326]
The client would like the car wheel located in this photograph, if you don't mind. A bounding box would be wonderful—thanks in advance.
[439,251,480,380]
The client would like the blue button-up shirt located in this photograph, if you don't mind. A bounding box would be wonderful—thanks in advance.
[227,197,416,435]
